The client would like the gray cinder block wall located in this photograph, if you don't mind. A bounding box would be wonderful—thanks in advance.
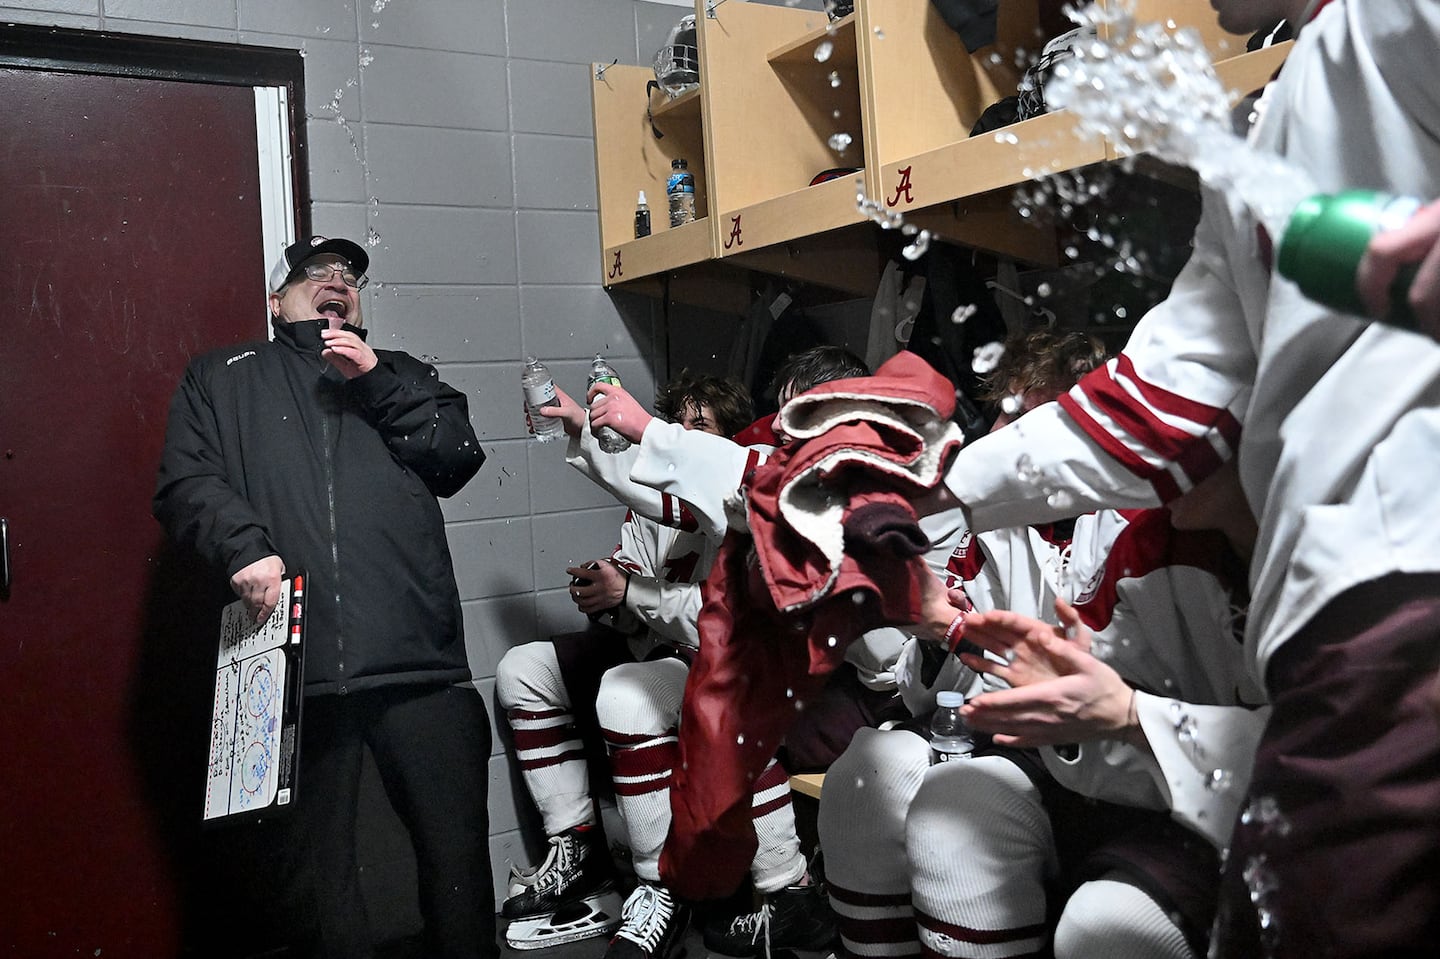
[0,0,827,936]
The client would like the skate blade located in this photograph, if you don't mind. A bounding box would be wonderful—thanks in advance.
[505,889,625,950]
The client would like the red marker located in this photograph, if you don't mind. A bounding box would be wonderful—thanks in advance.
[289,575,305,645]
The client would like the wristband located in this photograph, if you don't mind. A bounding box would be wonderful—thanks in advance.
[943,613,966,653]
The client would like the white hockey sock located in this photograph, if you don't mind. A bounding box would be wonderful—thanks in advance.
[907,754,1052,959]
[820,728,932,959]
[496,641,593,834]
[750,758,806,894]
[1054,877,1193,959]
[597,658,689,882]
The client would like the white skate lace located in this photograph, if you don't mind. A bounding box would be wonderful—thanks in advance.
[616,884,676,952]
[726,902,773,956]
[515,832,578,893]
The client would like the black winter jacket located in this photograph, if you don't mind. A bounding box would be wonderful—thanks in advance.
[154,318,485,695]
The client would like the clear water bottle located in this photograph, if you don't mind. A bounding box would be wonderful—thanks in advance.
[521,357,563,442]
[587,354,632,454]
[1277,190,1424,330]
[667,158,696,228]
[930,691,974,764]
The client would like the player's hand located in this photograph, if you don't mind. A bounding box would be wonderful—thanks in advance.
[231,554,286,625]
[537,385,587,439]
[587,381,652,443]
[566,560,628,615]
[958,598,1140,748]
[1357,198,1440,335]
[320,327,379,379]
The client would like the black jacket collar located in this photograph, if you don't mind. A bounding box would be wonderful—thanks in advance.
[270,316,367,353]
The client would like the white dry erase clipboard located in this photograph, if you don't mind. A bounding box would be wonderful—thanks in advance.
[202,573,306,824]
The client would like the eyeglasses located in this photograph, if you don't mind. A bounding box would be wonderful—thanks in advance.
[300,261,369,290]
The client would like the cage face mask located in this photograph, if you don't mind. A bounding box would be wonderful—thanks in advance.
[653,14,699,97]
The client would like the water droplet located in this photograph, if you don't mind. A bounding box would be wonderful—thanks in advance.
[872,27,885,39]
[828,132,853,153]
[901,229,931,260]
[813,40,834,63]
[951,304,977,325]
[971,341,1005,374]
[1046,489,1074,510]
[828,70,842,88]
[736,733,746,745]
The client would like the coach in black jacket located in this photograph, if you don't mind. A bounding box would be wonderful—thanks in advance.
[154,236,495,959]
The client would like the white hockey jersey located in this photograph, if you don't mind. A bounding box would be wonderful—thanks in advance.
[941,1,1440,680]
[905,508,1268,847]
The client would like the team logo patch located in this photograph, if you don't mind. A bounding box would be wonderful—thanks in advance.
[1072,564,1106,606]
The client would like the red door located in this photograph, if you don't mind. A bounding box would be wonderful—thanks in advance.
[0,41,303,956]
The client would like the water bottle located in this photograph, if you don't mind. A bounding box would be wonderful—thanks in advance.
[634,190,652,239]
[667,158,696,228]
[1277,190,1424,330]
[929,691,974,764]
[521,357,563,442]
[587,354,632,454]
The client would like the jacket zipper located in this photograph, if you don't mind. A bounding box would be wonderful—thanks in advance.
[321,388,344,693]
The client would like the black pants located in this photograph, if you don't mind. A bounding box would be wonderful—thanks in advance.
[294,683,497,959]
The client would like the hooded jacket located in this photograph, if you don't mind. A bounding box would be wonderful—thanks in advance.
[154,318,484,695]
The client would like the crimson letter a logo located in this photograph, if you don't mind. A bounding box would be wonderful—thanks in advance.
[723,215,743,250]
[887,166,915,208]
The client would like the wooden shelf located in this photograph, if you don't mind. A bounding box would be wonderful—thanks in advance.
[715,174,867,258]
[592,61,712,285]
[768,12,858,69]
[703,0,870,258]
[601,218,713,288]
[589,1,1291,297]
[651,85,700,122]
[1213,40,1292,101]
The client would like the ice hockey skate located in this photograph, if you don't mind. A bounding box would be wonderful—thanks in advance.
[505,884,626,950]
[502,825,616,920]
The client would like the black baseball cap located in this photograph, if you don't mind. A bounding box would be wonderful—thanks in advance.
[268,235,370,292]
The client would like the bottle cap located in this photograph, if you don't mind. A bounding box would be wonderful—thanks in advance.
[638,190,648,205]
[672,158,687,169]
[1277,191,1377,317]
[935,691,965,708]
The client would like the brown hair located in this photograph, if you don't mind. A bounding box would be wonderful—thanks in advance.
[654,371,754,438]
[980,329,1107,407]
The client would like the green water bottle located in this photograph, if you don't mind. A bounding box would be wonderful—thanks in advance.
[1277,190,1423,330]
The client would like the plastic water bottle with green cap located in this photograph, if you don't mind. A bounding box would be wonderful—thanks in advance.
[1277,190,1423,330]
[587,354,632,454]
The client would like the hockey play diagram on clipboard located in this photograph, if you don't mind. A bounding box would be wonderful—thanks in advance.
[204,574,305,823]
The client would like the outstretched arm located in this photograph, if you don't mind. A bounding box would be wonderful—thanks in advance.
[957,598,1142,749]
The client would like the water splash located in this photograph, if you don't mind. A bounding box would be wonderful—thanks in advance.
[814,40,834,63]
[1044,1,1317,239]
[1240,795,1292,837]
[828,132,853,153]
